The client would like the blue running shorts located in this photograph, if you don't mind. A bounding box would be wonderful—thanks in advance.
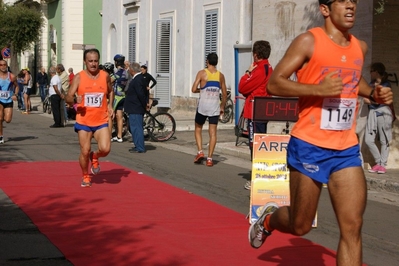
[287,136,362,184]
[74,122,108,133]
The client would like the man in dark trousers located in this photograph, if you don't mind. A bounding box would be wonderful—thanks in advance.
[124,62,148,153]
[36,67,49,102]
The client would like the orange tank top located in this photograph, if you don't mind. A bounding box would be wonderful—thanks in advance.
[76,70,109,127]
[291,27,363,150]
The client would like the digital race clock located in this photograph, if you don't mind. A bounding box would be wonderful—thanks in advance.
[253,96,299,122]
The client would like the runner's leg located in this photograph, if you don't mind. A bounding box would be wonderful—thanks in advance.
[270,169,322,235]
[93,126,111,158]
[328,166,366,266]
[208,123,217,158]
[194,123,203,152]
[78,130,93,175]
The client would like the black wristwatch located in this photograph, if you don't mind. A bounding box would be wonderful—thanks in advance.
[245,70,251,74]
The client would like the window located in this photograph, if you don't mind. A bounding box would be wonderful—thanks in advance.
[128,23,136,63]
[204,9,218,66]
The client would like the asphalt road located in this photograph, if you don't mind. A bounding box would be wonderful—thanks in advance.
[1,108,399,265]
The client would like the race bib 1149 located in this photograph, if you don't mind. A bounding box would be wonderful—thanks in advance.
[320,98,356,131]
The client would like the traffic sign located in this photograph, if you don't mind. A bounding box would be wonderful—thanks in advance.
[72,44,96,50]
[1,47,11,59]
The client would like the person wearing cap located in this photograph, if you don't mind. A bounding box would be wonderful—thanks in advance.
[110,54,128,142]
[21,67,32,114]
[140,65,157,108]
[248,1,393,265]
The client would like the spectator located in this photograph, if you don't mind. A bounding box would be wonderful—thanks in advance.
[68,67,75,84]
[238,40,273,160]
[17,70,25,111]
[110,54,128,143]
[141,65,157,107]
[56,64,70,125]
[239,40,273,189]
[124,62,147,153]
[21,68,32,114]
[36,67,49,102]
[364,62,395,174]
[48,66,63,128]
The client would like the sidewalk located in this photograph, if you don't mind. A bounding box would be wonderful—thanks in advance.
[30,95,399,194]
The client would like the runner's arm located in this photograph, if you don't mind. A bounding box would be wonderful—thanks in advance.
[65,73,80,106]
[268,31,343,98]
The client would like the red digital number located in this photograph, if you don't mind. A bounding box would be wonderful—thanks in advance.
[265,102,275,116]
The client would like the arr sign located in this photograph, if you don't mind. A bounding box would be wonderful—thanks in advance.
[1,47,11,59]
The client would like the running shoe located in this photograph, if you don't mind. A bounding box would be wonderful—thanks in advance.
[0,136,4,144]
[249,202,279,249]
[244,180,251,190]
[90,151,101,175]
[111,136,123,143]
[194,151,205,164]
[377,166,386,174]
[81,175,92,187]
[206,158,213,167]
[368,164,381,173]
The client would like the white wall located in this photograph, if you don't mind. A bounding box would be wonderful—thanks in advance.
[61,0,84,72]
[102,0,245,101]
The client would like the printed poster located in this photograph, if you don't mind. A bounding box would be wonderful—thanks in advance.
[249,134,317,227]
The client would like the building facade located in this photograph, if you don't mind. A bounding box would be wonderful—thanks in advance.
[101,0,251,110]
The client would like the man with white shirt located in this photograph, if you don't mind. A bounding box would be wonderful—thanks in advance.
[48,66,63,128]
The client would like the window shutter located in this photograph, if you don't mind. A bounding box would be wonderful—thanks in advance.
[204,9,218,66]
[128,23,136,63]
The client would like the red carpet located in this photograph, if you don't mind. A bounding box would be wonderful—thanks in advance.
[0,161,338,265]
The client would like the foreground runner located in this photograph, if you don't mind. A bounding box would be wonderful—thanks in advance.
[0,60,18,144]
[66,49,114,187]
[249,1,393,265]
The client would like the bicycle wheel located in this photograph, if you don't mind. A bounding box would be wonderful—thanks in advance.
[220,105,233,123]
[43,98,51,114]
[148,112,176,142]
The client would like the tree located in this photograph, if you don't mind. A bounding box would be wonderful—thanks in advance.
[0,3,43,73]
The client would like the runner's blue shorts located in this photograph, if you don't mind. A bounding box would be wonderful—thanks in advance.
[74,122,108,133]
[287,136,362,184]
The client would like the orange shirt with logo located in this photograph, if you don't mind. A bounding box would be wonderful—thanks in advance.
[75,70,109,127]
[291,27,363,150]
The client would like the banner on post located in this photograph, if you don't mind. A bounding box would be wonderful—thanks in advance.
[249,133,317,227]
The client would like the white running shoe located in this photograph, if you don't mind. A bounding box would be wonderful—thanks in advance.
[0,136,4,144]
[111,136,123,143]
[249,202,279,249]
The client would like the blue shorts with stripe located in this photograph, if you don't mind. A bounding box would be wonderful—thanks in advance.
[74,122,108,133]
[287,136,362,184]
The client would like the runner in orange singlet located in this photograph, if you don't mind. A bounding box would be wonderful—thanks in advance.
[66,49,114,187]
[248,1,393,265]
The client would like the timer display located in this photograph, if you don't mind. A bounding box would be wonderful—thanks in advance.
[253,96,299,122]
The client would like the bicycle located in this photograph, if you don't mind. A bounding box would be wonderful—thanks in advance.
[42,95,52,114]
[112,98,176,142]
[219,90,233,123]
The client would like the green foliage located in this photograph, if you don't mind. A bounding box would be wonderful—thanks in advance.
[375,0,386,15]
[0,4,44,54]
